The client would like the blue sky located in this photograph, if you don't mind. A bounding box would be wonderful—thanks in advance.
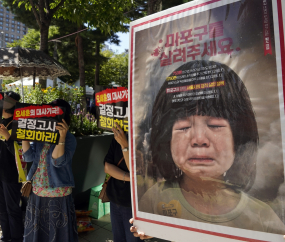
[107,32,130,53]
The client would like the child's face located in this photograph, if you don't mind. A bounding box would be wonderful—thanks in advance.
[171,115,235,180]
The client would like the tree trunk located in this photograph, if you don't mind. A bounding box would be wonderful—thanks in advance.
[77,24,86,111]
[148,0,162,15]
[40,24,49,54]
[39,24,49,88]
[94,41,100,90]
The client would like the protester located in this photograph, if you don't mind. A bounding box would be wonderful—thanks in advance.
[0,91,23,242]
[104,122,141,242]
[22,99,78,242]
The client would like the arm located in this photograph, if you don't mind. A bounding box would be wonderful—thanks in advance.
[104,162,130,182]
[52,119,68,159]
[112,122,130,170]
[22,141,36,163]
[22,140,30,153]
[51,131,76,168]
[0,124,15,155]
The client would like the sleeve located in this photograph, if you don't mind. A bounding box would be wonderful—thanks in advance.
[4,137,16,156]
[51,132,77,168]
[104,138,118,165]
[22,142,37,163]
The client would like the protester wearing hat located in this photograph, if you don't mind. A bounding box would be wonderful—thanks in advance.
[0,91,23,242]
[22,99,78,242]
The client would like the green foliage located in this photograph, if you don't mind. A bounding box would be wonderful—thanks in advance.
[2,79,14,85]
[97,50,129,87]
[69,112,104,136]
[3,82,83,111]
[56,0,134,34]
[7,26,60,50]
[7,28,40,49]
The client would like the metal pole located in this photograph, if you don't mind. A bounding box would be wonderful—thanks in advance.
[20,68,24,103]
[51,40,61,87]
[0,32,4,92]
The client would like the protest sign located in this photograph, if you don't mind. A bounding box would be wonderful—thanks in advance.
[129,0,285,241]
[11,103,65,144]
[95,87,128,132]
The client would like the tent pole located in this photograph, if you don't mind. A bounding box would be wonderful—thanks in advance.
[33,67,35,88]
[20,68,24,102]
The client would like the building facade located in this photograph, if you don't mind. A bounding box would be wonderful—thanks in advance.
[0,2,27,47]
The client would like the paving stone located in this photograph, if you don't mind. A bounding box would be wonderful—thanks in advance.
[82,227,114,242]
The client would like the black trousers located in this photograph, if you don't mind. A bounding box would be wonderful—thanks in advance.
[0,180,23,242]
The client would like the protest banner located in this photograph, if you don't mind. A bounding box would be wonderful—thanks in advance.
[11,103,65,144]
[95,87,128,132]
[129,0,285,241]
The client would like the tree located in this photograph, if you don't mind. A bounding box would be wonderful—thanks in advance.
[4,0,135,106]
[7,22,121,86]
[7,26,59,49]
[93,50,128,88]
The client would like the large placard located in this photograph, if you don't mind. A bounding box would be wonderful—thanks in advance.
[11,103,65,144]
[96,87,128,131]
[129,0,285,241]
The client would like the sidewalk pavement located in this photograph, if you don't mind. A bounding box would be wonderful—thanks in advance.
[79,213,170,242]
[0,214,169,242]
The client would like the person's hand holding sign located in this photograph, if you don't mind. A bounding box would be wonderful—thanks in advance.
[56,119,69,142]
[52,119,69,160]
[0,124,11,141]
[112,122,128,149]
[112,122,130,170]
[129,218,153,240]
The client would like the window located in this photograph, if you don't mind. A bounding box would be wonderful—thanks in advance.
[0,22,2,25]
[5,37,8,41]
[11,20,14,23]
[11,24,14,28]
[0,13,3,16]
[11,34,14,38]
[5,27,9,31]
[11,28,14,32]
[23,27,26,30]
[0,8,3,12]
[6,15,9,18]
[11,16,14,19]
[0,26,3,30]
[0,17,3,20]
[11,38,14,42]
[16,36,20,39]
[5,33,8,37]
[5,23,8,27]
[23,31,26,35]
[17,26,20,29]
[6,10,9,13]
[16,30,19,33]
[6,18,9,22]
[17,21,20,24]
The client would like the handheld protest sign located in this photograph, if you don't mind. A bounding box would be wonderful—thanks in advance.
[11,103,65,144]
[129,0,285,241]
[96,87,128,132]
